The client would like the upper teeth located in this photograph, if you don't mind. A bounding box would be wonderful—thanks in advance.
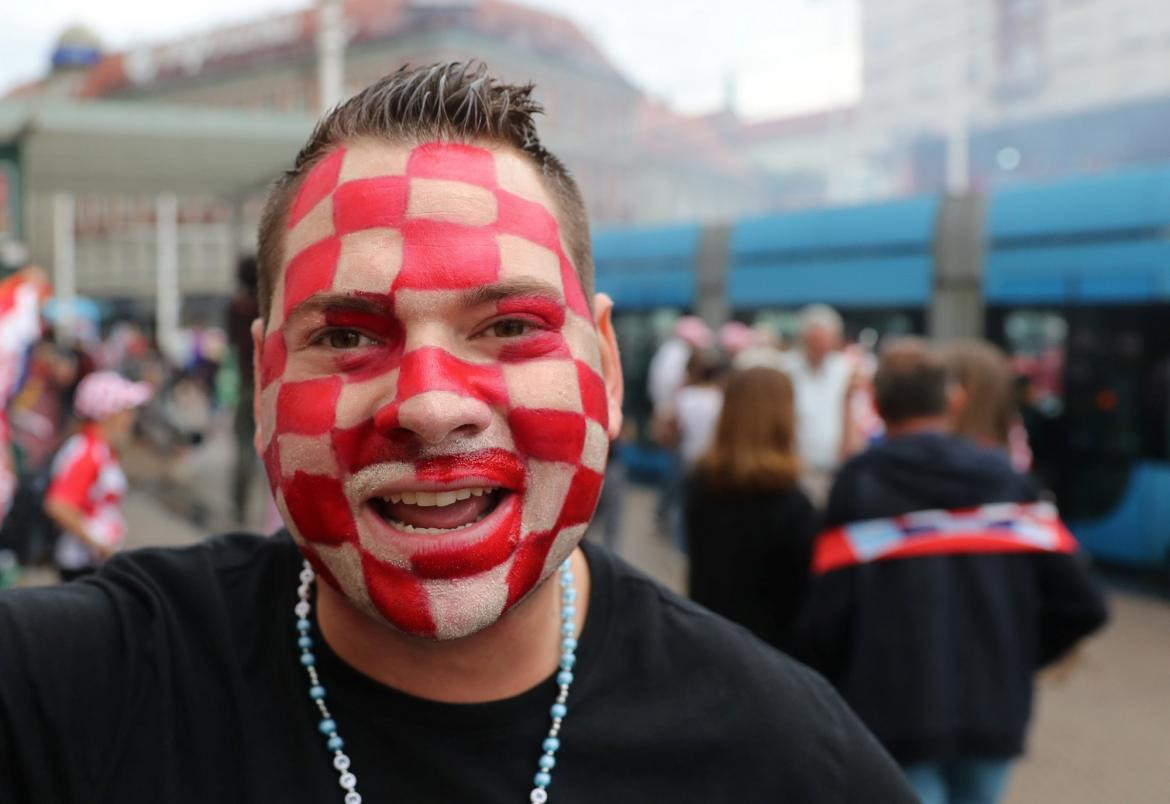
[385,487,494,507]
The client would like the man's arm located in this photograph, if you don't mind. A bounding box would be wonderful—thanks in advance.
[1035,552,1109,667]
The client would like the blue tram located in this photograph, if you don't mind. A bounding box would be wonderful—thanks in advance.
[593,163,1170,571]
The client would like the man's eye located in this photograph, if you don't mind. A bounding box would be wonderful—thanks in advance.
[322,330,370,349]
[489,319,534,338]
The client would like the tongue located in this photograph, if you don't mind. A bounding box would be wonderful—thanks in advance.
[385,494,494,530]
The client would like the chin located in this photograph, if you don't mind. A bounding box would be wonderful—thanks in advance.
[295,519,585,641]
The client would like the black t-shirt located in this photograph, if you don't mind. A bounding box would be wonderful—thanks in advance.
[0,533,914,803]
[685,476,818,659]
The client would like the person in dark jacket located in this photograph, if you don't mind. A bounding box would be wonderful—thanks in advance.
[800,337,1108,804]
[687,366,818,657]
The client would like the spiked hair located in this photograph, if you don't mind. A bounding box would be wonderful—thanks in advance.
[256,61,594,320]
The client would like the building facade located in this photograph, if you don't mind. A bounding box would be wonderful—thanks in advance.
[11,0,768,229]
[859,0,1170,195]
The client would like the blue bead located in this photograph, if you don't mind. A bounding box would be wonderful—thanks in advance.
[562,589,577,602]
[543,737,560,753]
[327,735,344,751]
[560,653,576,670]
[561,637,577,652]
[318,718,337,735]
[559,559,571,571]
[296,619,311,632]
[534,772,552,788]
[557,670,573,685]
[561,570,574,584]
[550,703,567,718]
[298,636,313,649]
[309,685,326,700]
[539,754,556,770]
[300,653,316,666]
[561,622,575,635]
[561,605,576,619]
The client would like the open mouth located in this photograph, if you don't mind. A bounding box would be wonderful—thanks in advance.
[371,487,510,534]
[353,449,528,579]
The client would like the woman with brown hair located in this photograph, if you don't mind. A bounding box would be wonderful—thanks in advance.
[943,339,1033,472]
[685,366,818,657]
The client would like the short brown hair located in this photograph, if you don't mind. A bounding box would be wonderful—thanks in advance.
[256,61,594,321]
[696,367,799,491]
[873,337,950,425]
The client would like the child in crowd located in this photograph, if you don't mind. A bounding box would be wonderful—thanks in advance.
[45,371,152,581]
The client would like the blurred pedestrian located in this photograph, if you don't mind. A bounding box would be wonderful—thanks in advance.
[653,347,726,549]
[732,321,786,371]
[227,255,261,523]
[44,371,152,581]
[686,367,817,657]
[646,315,712,416]
[943,339,1033,473]
[800,337,1107,804]
[780,304,853,506]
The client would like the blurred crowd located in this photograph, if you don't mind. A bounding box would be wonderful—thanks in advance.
[0,258,261,587]
[614,304,1107,804]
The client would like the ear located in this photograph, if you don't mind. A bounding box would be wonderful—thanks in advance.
[592,293,624,440]
[251,318,266,454]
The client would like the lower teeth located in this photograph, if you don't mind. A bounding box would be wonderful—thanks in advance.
[389,511,489,534]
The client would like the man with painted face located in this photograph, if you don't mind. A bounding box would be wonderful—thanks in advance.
[0,63,915,803]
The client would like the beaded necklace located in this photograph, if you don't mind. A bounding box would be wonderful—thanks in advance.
[294,559,580,804]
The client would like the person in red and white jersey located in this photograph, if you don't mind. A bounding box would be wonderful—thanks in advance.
[45,371,152,581]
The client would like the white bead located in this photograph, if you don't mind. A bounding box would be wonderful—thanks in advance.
[344,793,362,804]
[339,771,357,789]
[300,568,315,583]
[530,788,549,803]
[333,754,351,771]
[295,601,311,618]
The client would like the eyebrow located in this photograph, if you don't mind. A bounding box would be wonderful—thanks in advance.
[285,293,393,326]
[459,278,564,308]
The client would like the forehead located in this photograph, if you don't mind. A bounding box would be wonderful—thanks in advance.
[275,140,590,326]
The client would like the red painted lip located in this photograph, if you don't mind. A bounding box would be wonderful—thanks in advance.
[356,448,527,579]
[360,490,522,580]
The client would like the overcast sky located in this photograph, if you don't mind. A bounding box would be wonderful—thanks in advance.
[0,0,860,120]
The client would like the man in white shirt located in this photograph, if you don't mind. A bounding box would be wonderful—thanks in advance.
[781,304,853,506]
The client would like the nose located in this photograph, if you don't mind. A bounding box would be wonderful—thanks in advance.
[384,390,492,445]
[374,346,498,445]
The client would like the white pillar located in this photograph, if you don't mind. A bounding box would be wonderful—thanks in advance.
[156,193,180,362]
[317,0,346,115]
[52,192,76,341]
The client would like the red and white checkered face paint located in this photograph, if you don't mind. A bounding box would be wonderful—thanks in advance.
[258,140,614,639]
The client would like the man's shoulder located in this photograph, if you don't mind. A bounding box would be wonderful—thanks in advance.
[0,532,293,629]
[584,543,915,800]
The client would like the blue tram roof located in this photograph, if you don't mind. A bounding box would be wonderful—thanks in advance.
[592,223,701,310]
[728,195,938,308]
[985,163,1170,304]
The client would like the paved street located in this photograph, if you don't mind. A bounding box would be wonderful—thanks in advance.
[110,425,1170,803]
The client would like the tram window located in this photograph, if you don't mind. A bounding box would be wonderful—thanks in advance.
[995,305,1170,519]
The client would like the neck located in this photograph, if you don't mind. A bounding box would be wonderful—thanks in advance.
[315,547,590,703]
[884,416,950,438]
